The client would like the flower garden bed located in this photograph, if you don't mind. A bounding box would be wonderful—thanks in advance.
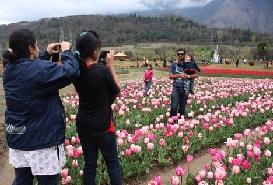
[1,62,273,185]
[61,76,273,185]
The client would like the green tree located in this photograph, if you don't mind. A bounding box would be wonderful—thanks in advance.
[217,29,223,42]
[257,42,268,60]
[251,34,257,42]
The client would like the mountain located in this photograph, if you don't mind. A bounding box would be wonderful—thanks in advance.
[188,0,273,33]
[135,0,273,33]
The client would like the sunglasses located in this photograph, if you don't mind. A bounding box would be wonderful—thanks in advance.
[177,53,185,56]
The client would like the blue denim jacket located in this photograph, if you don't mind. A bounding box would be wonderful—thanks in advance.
[169,61,184,87]
[3,50,80,150]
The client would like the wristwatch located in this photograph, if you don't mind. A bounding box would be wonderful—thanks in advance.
[188,75,191,78]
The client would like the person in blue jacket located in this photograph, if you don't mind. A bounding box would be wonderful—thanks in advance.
[169,48,198,118]
[2,28,80,185]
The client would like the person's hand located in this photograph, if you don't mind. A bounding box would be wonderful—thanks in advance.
[60,41,71,52]
[106,49,115,67]
[47,43,60,55]
[180,73,187,79]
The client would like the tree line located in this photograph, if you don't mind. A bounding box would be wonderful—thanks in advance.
[0,14,273,51]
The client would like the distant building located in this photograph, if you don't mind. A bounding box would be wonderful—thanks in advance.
[114,51,127,61]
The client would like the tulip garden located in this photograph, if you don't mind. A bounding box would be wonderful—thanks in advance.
[58,65,273,185]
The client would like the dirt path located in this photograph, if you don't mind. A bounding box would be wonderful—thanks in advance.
[0,70,219,185]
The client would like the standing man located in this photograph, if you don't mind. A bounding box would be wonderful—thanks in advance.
[169,48,198,117]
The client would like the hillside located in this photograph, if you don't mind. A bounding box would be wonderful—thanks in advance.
[0,14,272,51]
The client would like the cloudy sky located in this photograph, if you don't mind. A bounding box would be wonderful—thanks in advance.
[0,0,212,25]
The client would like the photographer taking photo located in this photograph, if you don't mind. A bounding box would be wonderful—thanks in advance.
[73,30,122,185]
[3,28,80,185]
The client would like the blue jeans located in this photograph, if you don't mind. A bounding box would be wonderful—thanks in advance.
[79,132,122,185]
[190,79,194,92]
[170,85,189,117]
[12,167,59,185]
[144,80,152,95]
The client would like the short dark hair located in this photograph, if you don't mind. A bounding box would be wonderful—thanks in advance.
[177,48,185,53]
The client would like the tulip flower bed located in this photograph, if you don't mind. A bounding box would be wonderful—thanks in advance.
[201,67,273,79]
[157,65,273,79]
[60,77,273,185]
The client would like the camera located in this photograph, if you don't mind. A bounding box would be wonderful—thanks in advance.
[51,44,61,62]
[97,50,110,65]
[54,44,61,53]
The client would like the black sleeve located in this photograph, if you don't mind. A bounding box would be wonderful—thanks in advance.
[193,61,201,72]
[103,67,120,97]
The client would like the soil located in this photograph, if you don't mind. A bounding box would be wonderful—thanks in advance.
[0,70,224,185]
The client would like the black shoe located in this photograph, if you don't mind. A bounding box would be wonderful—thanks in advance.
[190,90,195,94]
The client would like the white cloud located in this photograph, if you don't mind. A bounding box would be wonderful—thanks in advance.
[0,0,212,25]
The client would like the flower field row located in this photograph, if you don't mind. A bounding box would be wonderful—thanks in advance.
[157,65,273,78]
[201,67,273,77]
[61,76,273,185]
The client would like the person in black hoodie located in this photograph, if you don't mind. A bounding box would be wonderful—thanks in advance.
[73,30,122,185]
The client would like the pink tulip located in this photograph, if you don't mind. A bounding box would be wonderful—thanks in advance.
[125,119,130,125]
[254,156,261,162]
[175,166,185,176]
[148,180,158,185]
[75,137,80,144]
[214,167,226,180]
[264,137,271,145]
[195,175,201,182]
[199,170,206,179]
[73,148,81,158]
[241,160,251,169]
[239,142,244,147]
[253,146,261,156]
[182,145,189,152]
[177,132,183,138]
[234,133,242,140]
[170,176,179,185]
[198,181,208,185]
[62,176,72,184]
[79,170,83,176]
[154,175,162,185]
[159,138,165,147]
[202,123,209,130]
[117,138,124,146]
[72,160,78,168]
[125,149,132,156]
[144,137,150,144]
[65,146,74,157]
[209,148,217,156]
[215,180,224,185]
[207,171,214,179]
[147,143,154,150]
[265,149,272,157]
[187,155,194,163]
[232,165,240,174]
[64,139,70,145]
[246,177,251,184]
[205,164,210,171]
[268,176,273,183]
[263,180,272,185]
[268,167,273,175]
[61,168,69,178]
